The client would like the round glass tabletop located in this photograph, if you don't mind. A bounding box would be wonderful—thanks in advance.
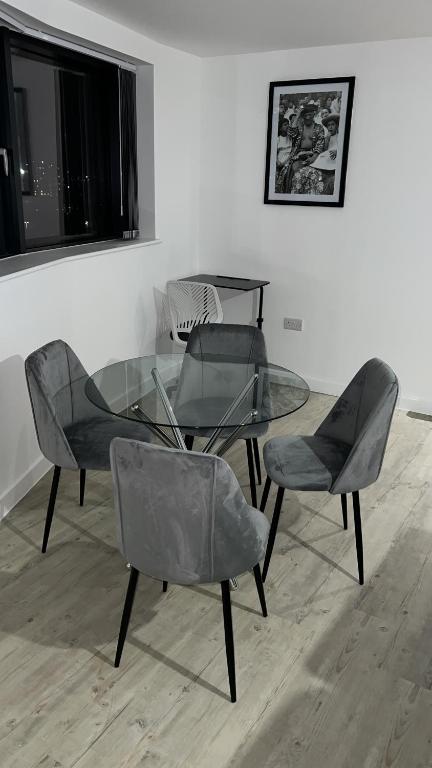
[85,353,309,431]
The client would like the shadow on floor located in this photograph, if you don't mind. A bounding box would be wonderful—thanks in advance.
[222,523,432,768]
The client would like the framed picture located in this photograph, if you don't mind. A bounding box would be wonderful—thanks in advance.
[264,77,355,207]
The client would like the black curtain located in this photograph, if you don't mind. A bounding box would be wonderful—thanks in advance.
[119,68,139,235]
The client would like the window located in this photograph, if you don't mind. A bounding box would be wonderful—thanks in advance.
[0,27,138,257]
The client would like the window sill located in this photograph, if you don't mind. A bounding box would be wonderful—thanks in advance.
[0,237,162,283]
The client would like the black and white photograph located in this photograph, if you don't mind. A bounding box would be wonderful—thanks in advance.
[264,77,355,206]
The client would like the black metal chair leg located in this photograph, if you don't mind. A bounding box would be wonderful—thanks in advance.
[184,435,194,451]
[341,493,348,530]
[42,465,61,553]
[221,580,236,703]
[253,564,267,617]
[260,476,271,513]
[262,486,285,582]
[162,581,168,592]
[252,437,262,485]
[352,491,364,585]
[115,567,139,667]
[79,469,86,507]
[246,439,257,508]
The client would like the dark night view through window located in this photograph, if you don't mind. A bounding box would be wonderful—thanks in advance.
[0,27,138,258]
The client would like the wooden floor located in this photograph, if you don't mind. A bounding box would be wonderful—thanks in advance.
[2,393,432,767]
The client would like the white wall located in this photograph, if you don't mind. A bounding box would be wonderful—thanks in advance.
[198,38,432,412]
[3,7,432,516]
[0,0,201,516]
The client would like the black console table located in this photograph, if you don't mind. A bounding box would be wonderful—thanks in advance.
[181,274,270,329]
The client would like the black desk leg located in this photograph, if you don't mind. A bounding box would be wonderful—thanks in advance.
[257,286,264,329]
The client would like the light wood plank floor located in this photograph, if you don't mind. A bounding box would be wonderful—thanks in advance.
[1,393,432,767]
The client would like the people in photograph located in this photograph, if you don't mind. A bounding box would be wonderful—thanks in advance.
[275,115,296,192]
[315,107,330,136]
[277,119,293,162]
[331,93,341,114]
[325,95,333,112]
[322,113,339,158]
[290,166,325,195]
[278,101,287,130]
[316,107,329,124]
[283,101,325,192]
[283,100,296,120]
[296,96,309,114]
[293,112,340,195]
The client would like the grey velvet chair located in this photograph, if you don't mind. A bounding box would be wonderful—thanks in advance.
[25,339,151,553]
[175,323,268,508]
[110,438,270,703]
[260,358,398,585]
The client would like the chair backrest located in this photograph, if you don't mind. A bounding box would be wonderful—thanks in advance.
[110,438,268,584]
[25,339,90,469]
[316,358,399,494]
[185,322,267,363]
[167,281,223,347]
[174,323,268,421]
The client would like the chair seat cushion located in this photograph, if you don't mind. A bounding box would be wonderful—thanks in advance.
[263,435,351,491]
[65,416,151,471]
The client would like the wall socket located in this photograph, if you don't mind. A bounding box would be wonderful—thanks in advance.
[283,317,303,331]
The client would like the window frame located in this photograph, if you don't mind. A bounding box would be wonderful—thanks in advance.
[0,26,133,258]
[0,27,25,256]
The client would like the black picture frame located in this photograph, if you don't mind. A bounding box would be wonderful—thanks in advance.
[264,76,355,207]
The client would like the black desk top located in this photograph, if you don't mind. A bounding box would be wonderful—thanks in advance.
[181,273,270,292]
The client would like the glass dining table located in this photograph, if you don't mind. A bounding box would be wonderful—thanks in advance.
[85,353,310,456]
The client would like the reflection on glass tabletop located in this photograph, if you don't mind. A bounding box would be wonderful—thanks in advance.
[85,354,310,431]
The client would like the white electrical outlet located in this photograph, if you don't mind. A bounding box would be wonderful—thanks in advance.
[284,317,303,331]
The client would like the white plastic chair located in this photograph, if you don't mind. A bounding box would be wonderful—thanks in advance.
[167,280,223,348]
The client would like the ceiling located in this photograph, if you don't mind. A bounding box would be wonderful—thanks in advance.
[73,0,432,57]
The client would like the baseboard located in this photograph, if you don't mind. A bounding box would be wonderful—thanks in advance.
[0,455,50,521]
[397,396,432,416]
[308,377,432,416]
[307,376,345,398]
